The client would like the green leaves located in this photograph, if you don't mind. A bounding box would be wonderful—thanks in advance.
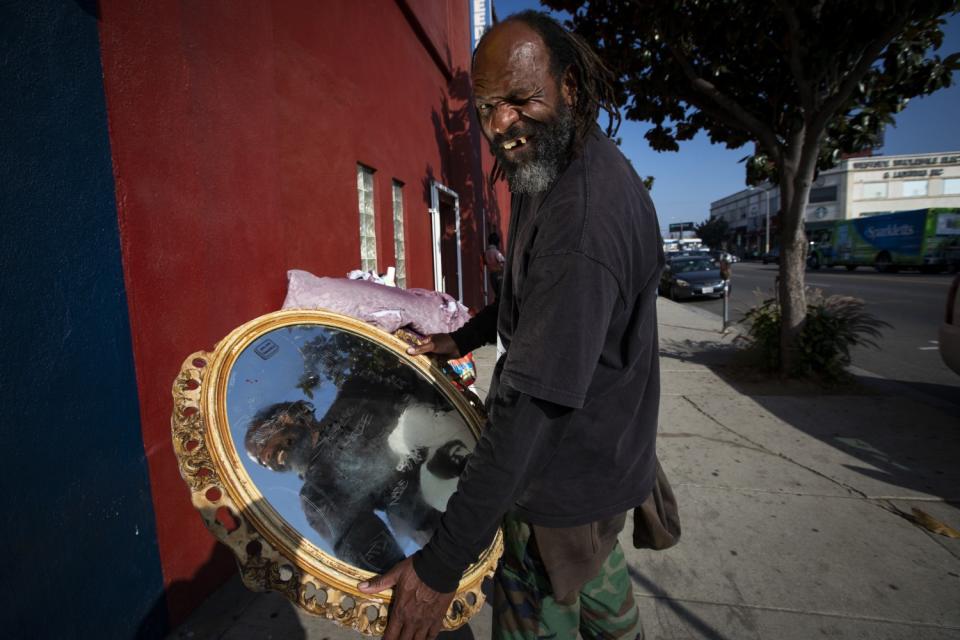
[542,0,959,177]
[694,216,730,248]
[741,289,891,383]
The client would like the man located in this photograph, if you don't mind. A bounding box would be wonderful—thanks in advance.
[245,378,471,572]
[359,11,663,640]
[484,231,506,298]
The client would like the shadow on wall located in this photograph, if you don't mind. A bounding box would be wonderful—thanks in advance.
[429,68,504,308]
[658,338,960,507]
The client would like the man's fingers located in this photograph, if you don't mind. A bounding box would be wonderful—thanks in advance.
[424,620,444,640]
[407,342,433,356]
[383,618,403,640]
[357,569,398,594]
[406,338,436,356]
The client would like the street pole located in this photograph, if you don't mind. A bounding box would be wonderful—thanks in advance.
[764,186,770,255]
[722,281,730,331]
[720,259,731,332]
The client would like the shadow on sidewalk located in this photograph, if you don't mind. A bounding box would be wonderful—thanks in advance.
[156,497,306,640]
[659,338,960,507]
[627,566,734,640]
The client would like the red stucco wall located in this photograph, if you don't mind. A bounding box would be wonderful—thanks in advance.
[97,0,508,623]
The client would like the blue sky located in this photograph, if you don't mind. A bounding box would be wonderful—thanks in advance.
[489,1,960,232]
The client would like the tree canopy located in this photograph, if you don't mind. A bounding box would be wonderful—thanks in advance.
[544,0,959,370]
[695,216,730,249]
[544,0,959,184]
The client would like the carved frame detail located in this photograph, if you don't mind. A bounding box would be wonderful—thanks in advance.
[171,309,501,634]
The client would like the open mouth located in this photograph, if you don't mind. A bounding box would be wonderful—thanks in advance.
[502,136,530,151]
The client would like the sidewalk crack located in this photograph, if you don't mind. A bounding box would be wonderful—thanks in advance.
[680,395,960,555]
[680,395,867,499]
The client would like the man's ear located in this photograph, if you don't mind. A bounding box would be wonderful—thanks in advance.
[561,67,577,108]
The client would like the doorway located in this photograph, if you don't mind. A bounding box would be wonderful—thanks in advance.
[430,181,462,302]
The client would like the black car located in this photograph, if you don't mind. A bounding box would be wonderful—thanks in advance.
[660,256,727,300]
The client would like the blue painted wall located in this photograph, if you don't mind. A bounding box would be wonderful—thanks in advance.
[0,1,167,637]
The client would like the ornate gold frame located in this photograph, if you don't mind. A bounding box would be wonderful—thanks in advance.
[171,309,501,634]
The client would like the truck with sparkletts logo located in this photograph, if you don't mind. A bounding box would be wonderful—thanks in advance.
[806,208,960,273]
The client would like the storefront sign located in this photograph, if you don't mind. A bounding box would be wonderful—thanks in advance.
[853,154,960,171]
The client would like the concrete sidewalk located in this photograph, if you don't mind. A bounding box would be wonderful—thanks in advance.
[168,299,960,639]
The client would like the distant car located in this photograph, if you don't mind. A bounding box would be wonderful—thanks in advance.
[761,247,780,264]
[667,249,711,260]
[710,250,739,263]
[659,256,726,300]
[940,274,960,376]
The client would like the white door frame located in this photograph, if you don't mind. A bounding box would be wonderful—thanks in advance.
[429,180,463,302]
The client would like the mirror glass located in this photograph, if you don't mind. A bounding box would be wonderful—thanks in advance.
[225,324,474,573]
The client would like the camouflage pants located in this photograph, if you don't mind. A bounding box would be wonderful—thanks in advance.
[493,514,642,640]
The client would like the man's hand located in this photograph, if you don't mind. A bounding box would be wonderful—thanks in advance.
[407,333,461,359]
[358,557,455,640]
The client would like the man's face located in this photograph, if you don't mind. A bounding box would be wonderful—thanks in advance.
[252,407,317,473]
[473,22,576,193]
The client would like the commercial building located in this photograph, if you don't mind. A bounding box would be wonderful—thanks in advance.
[710,151,960,255]
[3,1,507,637]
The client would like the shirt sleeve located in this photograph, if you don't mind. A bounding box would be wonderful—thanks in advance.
[411,382,571,593]
[500,252,622,409]
[449,299,498,356]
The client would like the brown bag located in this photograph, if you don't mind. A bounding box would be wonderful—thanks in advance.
[631,459,681,550]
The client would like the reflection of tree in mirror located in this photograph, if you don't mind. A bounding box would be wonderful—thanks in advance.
[296,330,417,399]
[244,375,471,573]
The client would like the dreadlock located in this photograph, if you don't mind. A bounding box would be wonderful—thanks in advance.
[475,10,621,145]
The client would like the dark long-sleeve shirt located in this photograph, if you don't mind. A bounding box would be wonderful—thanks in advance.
[413,127,664,593]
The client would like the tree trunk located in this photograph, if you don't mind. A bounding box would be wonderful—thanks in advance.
[777,146,817,374]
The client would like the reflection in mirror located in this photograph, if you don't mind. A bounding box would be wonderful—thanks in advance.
[226,324,474,573]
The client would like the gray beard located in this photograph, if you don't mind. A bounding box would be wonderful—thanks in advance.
[500,108,575,194]
[508,162,560,194]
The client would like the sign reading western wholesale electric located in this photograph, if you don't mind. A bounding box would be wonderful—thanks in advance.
[851,155,960,170]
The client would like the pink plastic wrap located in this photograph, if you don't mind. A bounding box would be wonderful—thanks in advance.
[282,270,472,335]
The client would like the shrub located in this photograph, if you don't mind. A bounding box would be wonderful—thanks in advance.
[741,289,890,383]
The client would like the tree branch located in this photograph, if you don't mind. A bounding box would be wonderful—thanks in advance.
[810,12,914,133]
[665,41,782,159]
[777,0,815,112]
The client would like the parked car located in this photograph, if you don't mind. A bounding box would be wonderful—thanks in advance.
[940,274,960,376]
[659,256,727,300]
[761,247,780,264]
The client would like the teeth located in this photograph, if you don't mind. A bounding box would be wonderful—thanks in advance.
[503,136,528,151]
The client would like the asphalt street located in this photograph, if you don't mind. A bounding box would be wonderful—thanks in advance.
[673,260,960,406]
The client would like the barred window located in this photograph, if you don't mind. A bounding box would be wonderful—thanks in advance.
[357,165,377,273]
[392,180,407,288]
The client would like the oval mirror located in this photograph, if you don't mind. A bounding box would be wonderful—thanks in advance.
[171,310,501,634]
